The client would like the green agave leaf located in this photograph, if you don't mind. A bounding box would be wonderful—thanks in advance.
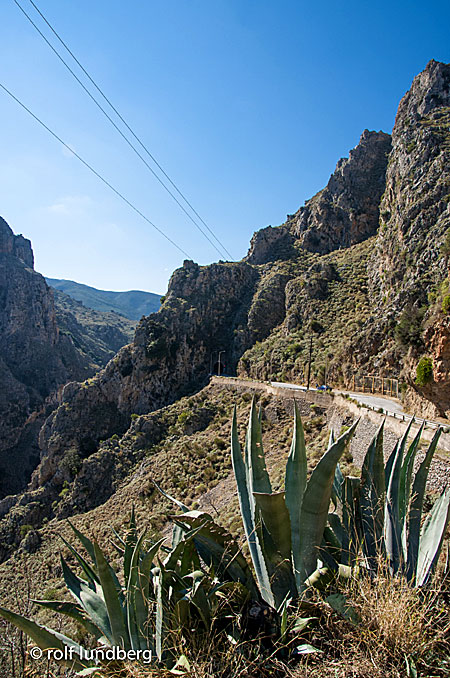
[138,537,165,608]
[60,535,99,589]
[153,480,190,513]
[326,593,360,624]
[231,406,272,605]
[61,554,112,643]
[253,500,297,607]
[172,511,257,597]
[416,486,450,587]
[156,560,170,663]
[327,512,344,547]
[247,398,272,494]
[285,403,307,590]
[124,507,138,588]
[341,476,361,567]
[297,420,358,587]
[182,573,211,627]
[360,421,385,570]
[253,491,292,561]
[406,428,442,581]
[331,461,344,507]
[399,424,424,528]
[384,441,398,490]
[94,541,130,650]
[126,531,147,652]
[0,605,91,671]
[67,519,96,563]
[34,600,105,641]
[384,422,413,574]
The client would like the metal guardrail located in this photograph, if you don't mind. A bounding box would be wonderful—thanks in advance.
[348,400,450,434]
[213,376,450,435]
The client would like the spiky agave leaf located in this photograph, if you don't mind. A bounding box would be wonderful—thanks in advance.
[359,421,385,571]
[416,486,450,587]
[231,405,272,605]
[0,605,92,671]
[285,403,308,590]
[406,428,442,580]
[297,420,358,587]
[61,554,113,643]
[93,541,130,650]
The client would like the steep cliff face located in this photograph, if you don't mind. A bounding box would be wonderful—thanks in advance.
[371,60,450,308]
[52,289,135,370]
[361,60,450,414]
[287,130,391,254]
[33,260,260,494]
[0,218,136,498]
[0,217,84,496]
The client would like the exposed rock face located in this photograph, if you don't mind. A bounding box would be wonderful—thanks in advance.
[288,130,391,254]
[52,288,135,370]
[0,217,84,496]
[371,60,450,309]
[245,225,295,264]
[33,260,260,499]
[0,218,135,498]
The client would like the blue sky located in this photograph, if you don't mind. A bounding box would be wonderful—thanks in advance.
[1,0,449,293]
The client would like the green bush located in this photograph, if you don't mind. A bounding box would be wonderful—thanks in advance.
[442,295,450,314]
[440,228,450,257]
[395,306,426,348]
[19,524,33,538]
[415,357,433,387]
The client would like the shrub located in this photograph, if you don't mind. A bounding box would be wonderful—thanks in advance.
[415,356,433,387]
[19,524,33,538]
[442,295,450,314]
[395,306,426,348]
[58,448,82,478]
[440,228,450,257]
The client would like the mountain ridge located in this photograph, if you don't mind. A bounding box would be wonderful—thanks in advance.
[46,277,161,320]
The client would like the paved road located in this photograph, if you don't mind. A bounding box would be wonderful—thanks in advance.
[271,381,405,416]
[334,390,405,415]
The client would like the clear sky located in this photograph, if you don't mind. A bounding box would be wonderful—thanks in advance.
[1,0,449,294]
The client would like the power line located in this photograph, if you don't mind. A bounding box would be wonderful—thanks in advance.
[13,0,227,260]
[14,0,234,261]
[0,81,193,260]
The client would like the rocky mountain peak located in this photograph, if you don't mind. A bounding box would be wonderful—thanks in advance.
[372,60,450,306]
[0,216,34,268]
[395,60,450,126]
[287,129,391,254]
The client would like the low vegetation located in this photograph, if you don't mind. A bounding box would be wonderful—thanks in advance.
[1,400,449,677]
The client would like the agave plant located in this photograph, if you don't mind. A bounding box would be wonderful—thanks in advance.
[327,420,450,586]
[231,399,358,607]
[0,510,247,673]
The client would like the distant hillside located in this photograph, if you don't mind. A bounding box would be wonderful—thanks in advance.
[46,278,161,320]
[52,288,136,371]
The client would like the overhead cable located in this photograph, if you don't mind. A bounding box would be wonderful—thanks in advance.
[0,81,192,259]
[14,0,234,260]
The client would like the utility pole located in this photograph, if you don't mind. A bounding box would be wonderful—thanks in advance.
[209,352,214,375]
[306,337,313,390]
[218,350,225,377]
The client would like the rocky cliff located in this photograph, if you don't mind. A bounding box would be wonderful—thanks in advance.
[52,288,135,370]
[0,218,135,498]
[367,60,450,415]
[286,129,391,254]
[0,217,82,496]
